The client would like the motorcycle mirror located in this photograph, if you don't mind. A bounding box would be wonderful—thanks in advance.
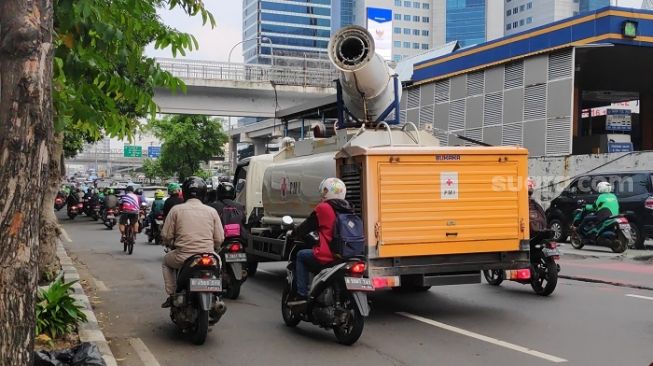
[281,216,294,228]
[577,199,585,205]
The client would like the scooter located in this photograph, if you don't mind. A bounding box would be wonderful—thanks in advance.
[102,207,117,230]
[280,216,372,345]
[67,202,84,220]
[570,200,633,253]
[147,213,164,245]
[138,202,148,233]
[167,250,227,345]
[218,226,248,299]
[89,202,101,221]
[54,193,66,211]
[483,230,560,296]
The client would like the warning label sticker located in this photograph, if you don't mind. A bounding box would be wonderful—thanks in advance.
[441,172,458,200]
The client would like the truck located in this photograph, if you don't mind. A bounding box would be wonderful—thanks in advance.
[233,26,530,290]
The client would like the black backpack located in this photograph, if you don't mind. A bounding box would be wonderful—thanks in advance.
[330,210,365,259]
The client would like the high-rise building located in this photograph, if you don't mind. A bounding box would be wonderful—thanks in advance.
[580,0,610,13]
[242,0,332,68]
[504,0,609,36]
[432,0,504,48]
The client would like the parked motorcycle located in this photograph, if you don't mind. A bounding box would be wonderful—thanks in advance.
[218,232,248,299]
[67,202,84,220]
[54,193,66,211]
[483,230,560,296]
[146,213,164,245]
[570,200,633,253]
[167,251,227,345]
[102,207,117,230]
[280,216,372,345]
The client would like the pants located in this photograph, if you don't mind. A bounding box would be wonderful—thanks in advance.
[162,250,192,295]
[579,214,598,236]
[295,249,322,297]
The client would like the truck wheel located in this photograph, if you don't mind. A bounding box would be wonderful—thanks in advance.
[247,262,258,277]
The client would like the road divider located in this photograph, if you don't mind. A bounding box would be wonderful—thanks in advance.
[396,312,568,363]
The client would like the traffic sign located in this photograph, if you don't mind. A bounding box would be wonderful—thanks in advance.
[123,145,142,158]
[147,146,161,158]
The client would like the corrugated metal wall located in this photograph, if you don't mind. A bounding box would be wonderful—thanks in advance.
[401,48,575,156]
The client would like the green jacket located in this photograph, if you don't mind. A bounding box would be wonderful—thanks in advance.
[594,193,619,216]
[150,199,165,216]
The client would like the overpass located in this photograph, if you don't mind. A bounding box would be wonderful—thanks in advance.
[154,59,337,118]
[66,149,145,171]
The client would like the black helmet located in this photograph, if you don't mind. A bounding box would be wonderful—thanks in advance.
[135,188,143,196]
[125,185,134,193]
[182,176,207,201]
[217,182,236,200]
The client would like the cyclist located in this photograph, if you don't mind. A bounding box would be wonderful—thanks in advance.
[119,185,141,243]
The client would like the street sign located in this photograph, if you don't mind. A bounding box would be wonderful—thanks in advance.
[123,145,142,158]
[605,109,632,132]
[608,142,633,153]
[147,146,161,158]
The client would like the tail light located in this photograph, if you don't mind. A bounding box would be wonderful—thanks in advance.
[77,203,84,208]
[645,197,653,210]
[546,241,557,250]
[347,261,366,277]
[156,214,164,220]
[55,198,63,203]
[196,255,217,267]
[229,243,242,253]
[516,269,531,280]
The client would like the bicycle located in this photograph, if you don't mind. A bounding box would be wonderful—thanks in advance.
[123,216,135,255]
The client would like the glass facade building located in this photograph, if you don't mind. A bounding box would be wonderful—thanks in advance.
[445,0,486,48]
[243,0,332,68]
[579,0,610,13]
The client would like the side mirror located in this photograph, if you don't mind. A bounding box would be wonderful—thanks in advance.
[281,216,294,228]
[577,199,585,206]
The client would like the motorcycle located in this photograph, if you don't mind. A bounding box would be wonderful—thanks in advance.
[147,213,164,245]
[138,202,148,234]
[570,200,633,253]
[483,230,560,296]
[218,227,248,299]
[54,193,66,211]
[67,202,84,220]
[280,216,372,345]
[102,207,117,230]
[167,250,227,345]
[89,202,101,221]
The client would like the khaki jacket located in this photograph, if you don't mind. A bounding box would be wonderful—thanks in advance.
[161,198,224,254]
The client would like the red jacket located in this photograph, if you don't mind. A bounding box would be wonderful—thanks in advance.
[313,202,336,264]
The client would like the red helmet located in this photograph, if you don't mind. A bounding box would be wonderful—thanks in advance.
[527,178,536,196]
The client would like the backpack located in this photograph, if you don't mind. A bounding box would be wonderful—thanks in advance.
[222,205,245,238]
[330,211,366,259]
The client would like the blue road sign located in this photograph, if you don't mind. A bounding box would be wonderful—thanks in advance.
[147,146,161,158]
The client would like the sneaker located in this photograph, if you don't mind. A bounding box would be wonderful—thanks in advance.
[161,296,172,308]
[287,295,307,307]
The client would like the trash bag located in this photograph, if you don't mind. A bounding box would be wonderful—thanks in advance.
[34,342,105,366]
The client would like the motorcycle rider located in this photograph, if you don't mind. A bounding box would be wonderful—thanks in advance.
[288,177,354,306]
[578,181,620,236]
[163,182,184,219]
[147,189,166,234]
[528,178,547,233]
[119,185,141,243]
[103,188,119,211]
[208,182,246,229]
[160,177,225,308]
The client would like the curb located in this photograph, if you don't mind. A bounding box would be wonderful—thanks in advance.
[559,274,653,291]
[57,242,118,366]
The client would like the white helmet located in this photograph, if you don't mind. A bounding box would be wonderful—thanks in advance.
[319,177,347,201]
[597,181,612,193]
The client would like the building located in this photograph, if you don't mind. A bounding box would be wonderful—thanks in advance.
[504,0,611,36]
[432,0,504,48]
[242,0,332,68]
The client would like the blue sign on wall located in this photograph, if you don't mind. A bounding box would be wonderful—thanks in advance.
[607,142,633,153]
[147,146,161,158]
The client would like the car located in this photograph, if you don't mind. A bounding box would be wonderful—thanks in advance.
[545,170,652,249]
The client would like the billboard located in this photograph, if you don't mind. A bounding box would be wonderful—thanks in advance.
[366,7,392,60]
[605,109,632,132]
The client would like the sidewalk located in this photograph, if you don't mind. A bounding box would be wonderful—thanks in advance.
[558,243,653,290]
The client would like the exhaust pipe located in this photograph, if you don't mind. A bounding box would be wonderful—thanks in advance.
[328,26,400,124]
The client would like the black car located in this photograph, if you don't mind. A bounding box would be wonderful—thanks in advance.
[545,170,653,249]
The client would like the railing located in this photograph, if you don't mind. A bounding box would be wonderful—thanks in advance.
[69,149,145,162]
[156,58,339,88]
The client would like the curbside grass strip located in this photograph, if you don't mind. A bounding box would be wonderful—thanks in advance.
[57,242,117,366]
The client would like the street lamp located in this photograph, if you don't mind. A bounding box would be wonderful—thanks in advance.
[228,36,274,66]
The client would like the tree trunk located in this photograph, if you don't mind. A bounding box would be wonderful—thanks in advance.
[0,1,54,364]
[39,132,63,283]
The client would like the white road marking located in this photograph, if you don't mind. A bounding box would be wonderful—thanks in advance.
[626,294,653,301]
[128,338,161,366]
[60,228,72,242]
[397,312,568,363]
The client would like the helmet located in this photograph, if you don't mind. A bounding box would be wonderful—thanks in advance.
[182,177,207,201]
[154,189,165,199]
[106,188,114,195]
[597,181,612,193]
[527,178,536,196]
[319,177,347,201]
[167,182,181,195]
[135,188,143,196]
[217,182,236,200]
[125,185,134,193]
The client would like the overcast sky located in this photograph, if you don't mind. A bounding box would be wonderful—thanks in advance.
[144,0,645,62]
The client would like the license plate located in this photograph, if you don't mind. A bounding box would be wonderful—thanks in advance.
[225,253,247,262]
[344,277,374,291]
[155,219,163,225]
[189,278,221,292]
[620,224,633,240]
[107,214,115,219]
[542,248,560,257]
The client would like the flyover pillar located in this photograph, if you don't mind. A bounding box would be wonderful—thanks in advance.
[253,138,268,155]
[641,93,653,151]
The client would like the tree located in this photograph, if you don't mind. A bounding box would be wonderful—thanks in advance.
[149,115,228,181]
[0,1,55,363]
[143,158,165,183]
[1,0,214,362]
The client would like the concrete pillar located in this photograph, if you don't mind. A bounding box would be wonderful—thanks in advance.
[641,93,653,151]
[253,138,267,156]
[229,138,238,172]
[572,86,581,138]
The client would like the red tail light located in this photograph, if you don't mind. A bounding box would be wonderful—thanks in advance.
[645,197,653,210]
[516,269,531,280]
[229,243,242,253]
[77,203,84,208]
[198,255,216,266]
[107,209,114,214]
[349,262,366,275]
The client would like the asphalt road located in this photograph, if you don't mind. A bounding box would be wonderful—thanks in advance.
[58,212,653,366]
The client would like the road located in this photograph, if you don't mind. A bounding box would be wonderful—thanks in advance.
[58,212,653,366]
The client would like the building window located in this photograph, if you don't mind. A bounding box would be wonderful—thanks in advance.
[422,16,430,22]
[413,29,420,35]
[394,13,401,20]
[421,43,429,49]
[507,9,511,15]
[506,23,512,30]
[394,40,402,47]
[519,19,524,25]
[413,42,419,49]
[394,27,401,34]
[422,3,429,9]
[404,14,411,21]
[413,2,420,8]
[393,55,401,62]
[422,29,429,36]
[395,0,401,6]
[413,15,420,21]
[403,28,411,34]
[520,5,525,11]
[526,17,532,24]
[404,1,411,7]
[527,2,532,9]
[513,21,518,27]
[403,41,411,48]
[513,7,518,13]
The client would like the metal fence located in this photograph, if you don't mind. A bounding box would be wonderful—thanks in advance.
[156,58,339,88]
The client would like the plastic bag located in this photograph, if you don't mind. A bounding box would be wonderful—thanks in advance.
[34,342,106,366]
